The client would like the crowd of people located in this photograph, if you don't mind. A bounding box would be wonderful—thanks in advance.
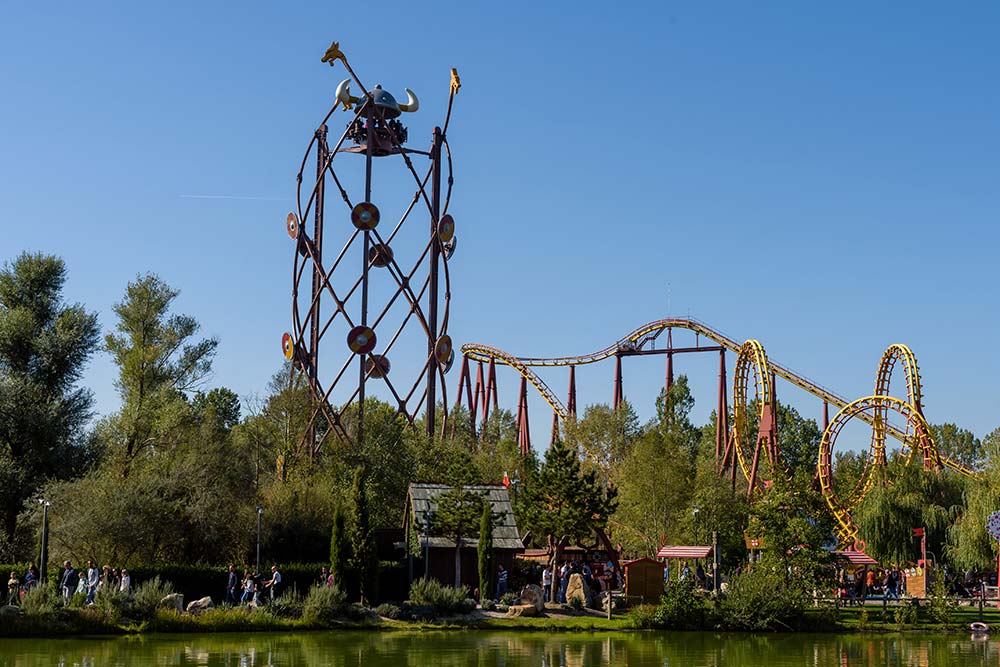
[5,561,133,607]
[224,564,282,606]
[538,559,618,603]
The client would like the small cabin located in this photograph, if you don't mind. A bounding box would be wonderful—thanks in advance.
[623,557,665,602]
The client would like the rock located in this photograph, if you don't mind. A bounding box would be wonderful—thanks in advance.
[565,573,591,607]
[186,596,215,613]
[0,605,23,618]
[519,584,545,613]
[506,603,539,617]
[160,593,184,612]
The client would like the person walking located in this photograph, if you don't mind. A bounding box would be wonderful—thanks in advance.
[60,561,78,607]
[85,560,99,605]
[226,564,239,605]
[119,569,131,593]
[265,566,283,601]
[495,564,508,602]
[542,566,552,602]
[7,572,19,606]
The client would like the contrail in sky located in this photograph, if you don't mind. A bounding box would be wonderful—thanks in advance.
[179,194,287,201]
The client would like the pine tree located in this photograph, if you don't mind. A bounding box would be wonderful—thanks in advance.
[477,500,495,602]
[348,466,375,604]
[329,502,349,589]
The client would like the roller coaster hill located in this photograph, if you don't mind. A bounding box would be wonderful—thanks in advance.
[455,317,978,547]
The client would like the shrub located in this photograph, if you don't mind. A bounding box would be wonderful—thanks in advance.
[499,591,518,607]
[927,570,956,626]
[480,598,496,612]
[131,576,176,620]
[628,604,657,629]
[407,579,474,616]
[94,587,133,623]
[375,602,404,619]
[302,585,347,625]
[269,589,305,619]
[20,585,60,617]
[567,595,584,611]
[653,580,709,630]
[721,568,808,631]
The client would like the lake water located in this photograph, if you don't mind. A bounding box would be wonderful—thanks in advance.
[0,631,995,666]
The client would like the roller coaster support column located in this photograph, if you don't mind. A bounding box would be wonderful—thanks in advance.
[567,365,577,418]
[474,361,486,426]
[482,358,498,426]
[517,376,531,455]
[456,357,475,434]
[747,376,778,496]
[613,355,623,410]
[307,125,328,460]
[664,329,674,398]
[715,350,729,470]
[425,127,443,439]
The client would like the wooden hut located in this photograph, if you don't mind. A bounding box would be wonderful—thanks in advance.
[403,483,523,591]
[623,557,665,602]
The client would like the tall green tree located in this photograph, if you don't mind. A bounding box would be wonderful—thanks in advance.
[564,401,640,484]
[348,466,375,603]
[520,438,618,601]
[430,487,488,587]
[932,423,983,469]
[329,502,349,588]
[947,426,1000,570]
[103,273,217,475]
[477,500,495,601]
[0,252,99,556]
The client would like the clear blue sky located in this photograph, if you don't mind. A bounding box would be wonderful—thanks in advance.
[2,1,998,452]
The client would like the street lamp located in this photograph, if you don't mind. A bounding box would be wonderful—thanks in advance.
[38,499,51,584]
[256,506,264,575]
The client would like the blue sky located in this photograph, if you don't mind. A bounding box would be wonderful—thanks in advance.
[2,1,998,451]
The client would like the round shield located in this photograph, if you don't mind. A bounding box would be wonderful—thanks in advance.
[369,243,394,268]
[437,214,455,242]
[366,354,391,378]
[351,202,380,230]
[444,236,457,260]
[281,332,294,360]
[441,348,455,374]
[347,325,377,355]
[286,212,299,239]
[434,334,452,365]
[986,511,1000,540]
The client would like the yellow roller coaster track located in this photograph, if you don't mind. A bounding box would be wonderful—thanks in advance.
[461,317,976,477]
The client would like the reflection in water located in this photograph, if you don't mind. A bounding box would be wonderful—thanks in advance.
[2,631,999,667]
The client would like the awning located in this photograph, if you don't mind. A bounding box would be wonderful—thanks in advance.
[833,550,878,565]
[656,545,713,559]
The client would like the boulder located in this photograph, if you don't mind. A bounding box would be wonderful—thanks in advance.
[186,596,215,613]
[160,593,184,612]
[565,573,591,607]
[0,605,23,618]
[506,603,539,618]
[519,584,545,613]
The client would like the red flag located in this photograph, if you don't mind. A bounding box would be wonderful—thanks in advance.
[502,471,510,487]
[912,528,924,537]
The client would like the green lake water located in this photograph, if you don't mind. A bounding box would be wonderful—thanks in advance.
[0,631,996,666]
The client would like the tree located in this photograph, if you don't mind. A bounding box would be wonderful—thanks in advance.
[103,274,217,475]
[0,252,99,555]
[348,466,375,603]
[564,401,640,484]
[329,502,349,588]
[947,426,1000,570]
[854,453,964,566]
[932,423,983,469]
[520,438,618,601]
[430,487,488,587]
[477,500,495,601]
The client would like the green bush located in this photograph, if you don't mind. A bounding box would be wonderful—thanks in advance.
[628,604,657,629]
[131,576,176,620]
[302,585,347,626]
[567,595,584,611]
[20,585,60,617]
[407,579,474,616]
[269,589,304,619]
[94,587,133,623]
[653,580,709,630]
[375,602,404,619]
[721,568,808,631]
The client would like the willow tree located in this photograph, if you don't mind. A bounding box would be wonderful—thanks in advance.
[854,453,964,566]
[947,427,1000,570]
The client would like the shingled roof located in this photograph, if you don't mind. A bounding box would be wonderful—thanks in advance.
[404,483,523,550]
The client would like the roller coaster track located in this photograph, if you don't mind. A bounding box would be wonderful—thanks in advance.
[461,317,976,477]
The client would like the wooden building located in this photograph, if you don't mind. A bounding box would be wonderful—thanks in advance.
[623,557,665,602]
[403,483,523,592]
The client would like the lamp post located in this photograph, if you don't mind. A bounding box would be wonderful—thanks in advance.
[38,499,51,585]
[256,506,264,575]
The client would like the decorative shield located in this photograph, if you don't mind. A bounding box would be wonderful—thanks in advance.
[366,354,391,378]
[347,326,377,355]
[369,243,394,268]
[441,348,455,374]
[281,332,294,360]
[434,334,452,364]
[986,511,1000,540]
[437,214,455,242]
[286,212,299,239]
[351,202,380,230]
